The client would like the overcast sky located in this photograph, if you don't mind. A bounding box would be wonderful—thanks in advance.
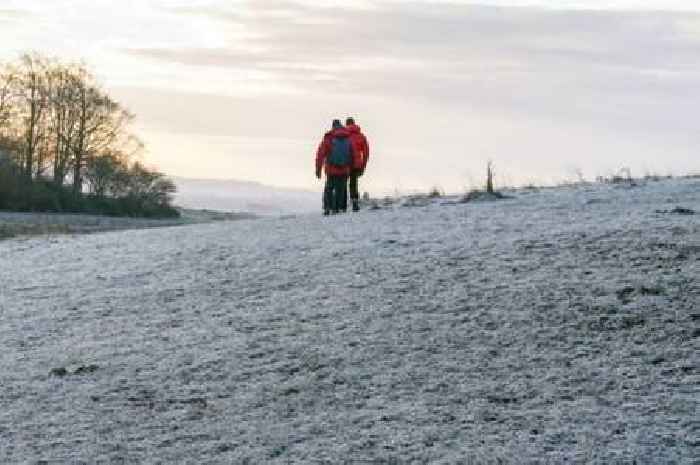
[1,0,699,192]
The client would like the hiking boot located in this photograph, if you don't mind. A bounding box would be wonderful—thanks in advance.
[352,200,360,212]
[323,210,330,216]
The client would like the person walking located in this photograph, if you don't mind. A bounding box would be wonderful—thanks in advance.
[316,120,354,215]
[345,117,370,212]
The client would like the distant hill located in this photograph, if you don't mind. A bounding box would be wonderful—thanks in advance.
[172,177,319,215]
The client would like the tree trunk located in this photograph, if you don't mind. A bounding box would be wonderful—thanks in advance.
[73,87,87,195]
[53,112,62,185]
[24,93,37,179]
[486,161,494,194]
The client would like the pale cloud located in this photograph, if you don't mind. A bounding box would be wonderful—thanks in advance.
[123,3,700,134]
[675,17,700,39]
[0,8,27,18]
[0,0,698,193]
[417,0,700,10]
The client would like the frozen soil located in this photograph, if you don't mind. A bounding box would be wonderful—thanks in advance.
[0,179,698,464]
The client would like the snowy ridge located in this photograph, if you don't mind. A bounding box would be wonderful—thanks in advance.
[0,179,698,463]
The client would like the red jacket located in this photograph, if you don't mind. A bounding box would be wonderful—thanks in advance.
[346,124,369,171]
[316,127,353,177]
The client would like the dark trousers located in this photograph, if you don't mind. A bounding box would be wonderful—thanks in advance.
[324,175,348,213]
[349,170,361,201]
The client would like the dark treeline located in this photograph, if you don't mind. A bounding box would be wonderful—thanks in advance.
[0,53,178,218]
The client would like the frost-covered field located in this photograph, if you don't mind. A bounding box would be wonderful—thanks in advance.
[0,209,254,240]
[0,179,698,464]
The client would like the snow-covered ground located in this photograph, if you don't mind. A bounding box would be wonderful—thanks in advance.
[0,179,698,464]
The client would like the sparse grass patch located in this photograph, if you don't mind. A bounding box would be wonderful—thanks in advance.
[428,186,443,198]
[460,161,511,203]
[460,189,511,203]
[401,195,433,208]
[0,222,72,240]
[382,196,396,207]
[596,168,641,186]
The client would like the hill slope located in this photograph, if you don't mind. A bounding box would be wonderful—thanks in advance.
[0,179,698,463]
[173,177,319,215]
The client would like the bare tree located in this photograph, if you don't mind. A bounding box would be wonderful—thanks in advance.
[71,71,133,194]
[13,53,50,179]
[0,52,177,217]
[85,150,127,197]
[0,66,14,129]
[126,161,177,206]
[47,62,80,185]
[0,66,18,162]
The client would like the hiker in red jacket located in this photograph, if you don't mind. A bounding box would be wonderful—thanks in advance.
[316,120,354,215]
[345,117,370,212]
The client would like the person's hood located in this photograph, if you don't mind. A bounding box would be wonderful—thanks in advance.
[325,127,351,138]
[346,124,362,134]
